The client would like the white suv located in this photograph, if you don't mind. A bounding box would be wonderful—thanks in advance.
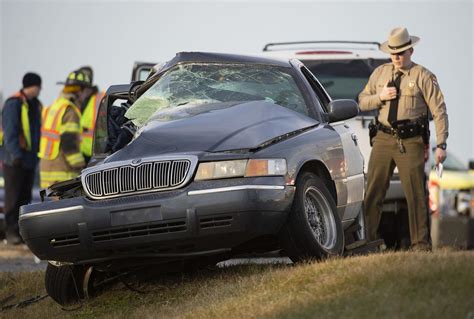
[262,41,412,247]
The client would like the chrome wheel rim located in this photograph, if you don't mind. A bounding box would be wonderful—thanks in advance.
[304,186,337,250]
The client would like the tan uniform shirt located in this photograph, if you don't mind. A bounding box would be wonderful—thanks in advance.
[358,62,449,144]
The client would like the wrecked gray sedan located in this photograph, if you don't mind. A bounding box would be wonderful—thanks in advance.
[19,52,365,305]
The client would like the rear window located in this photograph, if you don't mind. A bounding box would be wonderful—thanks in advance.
[303,59,388,115]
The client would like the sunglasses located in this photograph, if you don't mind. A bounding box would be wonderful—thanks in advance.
[391,50,408,56]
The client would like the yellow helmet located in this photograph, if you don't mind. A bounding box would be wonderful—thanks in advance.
[57,70,92,87]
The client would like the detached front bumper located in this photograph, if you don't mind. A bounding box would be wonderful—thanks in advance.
[19,177,294,264]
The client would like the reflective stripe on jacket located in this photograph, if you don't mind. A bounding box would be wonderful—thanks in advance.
[38,97,81,160]
[80,91,104,157]
[39,93,85,189]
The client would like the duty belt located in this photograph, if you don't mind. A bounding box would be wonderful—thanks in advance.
[377,124,396,135]
[377,119,426,154]
[377,121,424,140]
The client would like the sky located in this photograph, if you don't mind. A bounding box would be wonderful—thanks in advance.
[0,0,473,161]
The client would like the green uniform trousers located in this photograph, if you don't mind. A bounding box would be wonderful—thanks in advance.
[364,131,429,247]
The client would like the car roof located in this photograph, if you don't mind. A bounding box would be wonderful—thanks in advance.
[163,51,293,69]
[262,41,388,60]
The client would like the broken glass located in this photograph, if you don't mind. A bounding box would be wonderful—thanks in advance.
[125,63,307,127]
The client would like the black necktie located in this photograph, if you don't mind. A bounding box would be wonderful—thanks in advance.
[387,71,403,126]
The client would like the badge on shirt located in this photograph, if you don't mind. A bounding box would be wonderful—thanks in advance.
[407,80,416,94]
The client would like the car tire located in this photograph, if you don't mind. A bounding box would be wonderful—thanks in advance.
[45,263,85,305]
[281,172,344,262]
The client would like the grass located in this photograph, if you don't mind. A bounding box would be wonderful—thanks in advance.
[1,249,473,319]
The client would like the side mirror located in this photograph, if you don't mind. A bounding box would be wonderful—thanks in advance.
[327,99,359,123]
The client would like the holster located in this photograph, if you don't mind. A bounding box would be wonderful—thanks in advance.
[368,118,378,146]
[420,117,430,145]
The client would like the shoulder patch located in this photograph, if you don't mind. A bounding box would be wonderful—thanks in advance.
[431,74,439,87]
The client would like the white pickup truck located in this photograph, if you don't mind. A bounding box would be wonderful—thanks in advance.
[261,41,412,248]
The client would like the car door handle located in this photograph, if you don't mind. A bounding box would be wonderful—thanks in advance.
[351,133,358,146]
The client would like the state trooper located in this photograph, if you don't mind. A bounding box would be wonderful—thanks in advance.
[359,27,449,250]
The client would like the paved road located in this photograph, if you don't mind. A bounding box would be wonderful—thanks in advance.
[0,258,47,272]
[0,242,47,272]
[0,242,291,273]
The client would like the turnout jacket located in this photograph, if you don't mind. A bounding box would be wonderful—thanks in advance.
[39,92,85,188]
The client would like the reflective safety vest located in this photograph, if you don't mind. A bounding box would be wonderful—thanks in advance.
[0,92,32,150]
[38,97,81,160]
[80,91,104,157]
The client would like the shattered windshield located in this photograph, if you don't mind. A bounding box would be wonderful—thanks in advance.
[125,63,308,126]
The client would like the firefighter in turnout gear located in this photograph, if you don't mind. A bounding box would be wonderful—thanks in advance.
[1,72,42,244]
[78,66,104,164]
[39,70,91,188]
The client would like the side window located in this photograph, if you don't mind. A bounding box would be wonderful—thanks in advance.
[131,63,156,82]
[93,96,110,156]
[138,68,152,81]
[301,66,331,113]
[93,96,131,156]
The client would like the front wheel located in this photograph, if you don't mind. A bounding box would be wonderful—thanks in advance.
[280,172,344,262]
[45,263,86,305]
[45,263,102,305]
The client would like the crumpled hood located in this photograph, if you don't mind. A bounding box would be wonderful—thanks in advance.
[106,101,318,162]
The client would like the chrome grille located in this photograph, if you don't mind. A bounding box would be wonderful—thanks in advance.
[171,160,190,186]
[120,166,135,193]
[83,158,193,199]
[153,161,171,188]
[86,172,102,196]
[136,162,153,190]
[103,168,119,195]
